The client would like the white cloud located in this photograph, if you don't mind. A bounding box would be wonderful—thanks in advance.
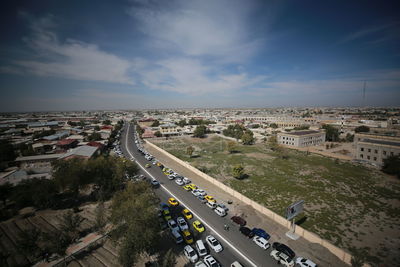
[128,0,264,62]
[8,14,133,84]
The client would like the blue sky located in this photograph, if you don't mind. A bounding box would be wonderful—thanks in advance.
[0,0,399,111]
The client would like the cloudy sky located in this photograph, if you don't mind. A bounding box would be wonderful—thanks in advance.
[0,0,399,111]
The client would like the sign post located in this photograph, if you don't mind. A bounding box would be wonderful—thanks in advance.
[285,200,304,240]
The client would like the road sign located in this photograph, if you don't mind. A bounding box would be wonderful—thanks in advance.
[286,200,304,221]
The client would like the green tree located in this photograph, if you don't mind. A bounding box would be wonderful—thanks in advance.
[53,158,89,197]
[94,125,101,131]
[294,125,310,130]
[186,146,194,157]
[268,136,280,151]
[0,182,13,206]
[94,202,107,232]
[269,123,278,129]
[177,119,187,127]
[154,131,162,137]
[223,124,246,140]
[322,124,340,142]
[354,125,370,133]
[110,182,160,267]
[345,133,354,142]
[351,255,364,267]
[103,120,112,125]
[16,228,42,261]
[88,132,102,141]
[232,164,245,179]
[161,249,176,267]
[241,131,255,145]
[227,141,236,154]
[60,210,84,243]
[193,125,206,138]
[151,120,160,127]
[382,155,400,178]
[0,139,16,166]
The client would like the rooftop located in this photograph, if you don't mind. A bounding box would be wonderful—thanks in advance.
[15,154,63,162]
[361,139,400,147]
[59,145,98,159]
[284,130,322,136]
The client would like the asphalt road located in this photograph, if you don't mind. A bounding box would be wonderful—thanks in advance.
[120,123,281,267]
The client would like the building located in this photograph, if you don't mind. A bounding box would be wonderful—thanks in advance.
[159,123,179,136]
[59,145,99,160]
[277,130,325,147]
[56,139,79,151]
[15,154,63,170]
[354,133,400,166]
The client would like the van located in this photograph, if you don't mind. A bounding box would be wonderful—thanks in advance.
[170,229,183,244]
[206,201,217,209]
[230,261,244,267]
[214,206,227,217]
[195,240,207,256]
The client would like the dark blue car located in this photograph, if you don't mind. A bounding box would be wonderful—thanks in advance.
[252,228,270,240]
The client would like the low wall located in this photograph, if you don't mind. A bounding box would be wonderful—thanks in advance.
[145,140,358,266]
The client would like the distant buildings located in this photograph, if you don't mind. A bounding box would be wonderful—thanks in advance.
[354,133,400,166]
[277,130,326,147]
[159,123,179,136]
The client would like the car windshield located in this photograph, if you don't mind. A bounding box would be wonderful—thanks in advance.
[189,250,195,256]
[198,223,203,228]
[211,240,218,246]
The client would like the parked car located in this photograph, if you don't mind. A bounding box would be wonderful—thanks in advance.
[217,203,229,212]
[204,255,220,267]
[167,219,179,232]
[214,206,227,217]
[195,261,207,267]
[231,216,246,226]
[206,201,217,209]
[195,239,208,256]
[253,236,270,250]
[168,197,179,206]
[239,226,255,238]
[184,245,198,263]
[197,195,208,203]
[252,228,270,240]
[182,177,191,184]
[295,257,317,267]
[177,217,189,231]
[182,209,193,220]
[175,179,184,185]
[195,189,207,196]
[230,261,244,267]
[182,230,194,244]
[205,195,216,203]
[270,250,295,267]
[150,179,159,188]
[206,235,223,253]
[192,220,205,233]
[272,242,295,259]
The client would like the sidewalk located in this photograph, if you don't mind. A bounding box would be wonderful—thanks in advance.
[144,143,349,267]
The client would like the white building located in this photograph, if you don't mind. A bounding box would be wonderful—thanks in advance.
[277,130,325,147]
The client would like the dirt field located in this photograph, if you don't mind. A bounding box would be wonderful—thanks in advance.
[152,134,400,266]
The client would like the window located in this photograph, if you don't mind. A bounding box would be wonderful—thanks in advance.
[360,148,364,151]
[373,157,377,161]
[367,156,370,160]
[360,154,363,158]
[368,149,371,153]
[374,150,378,154]
[390,152,394,156]
[383,151,386,155]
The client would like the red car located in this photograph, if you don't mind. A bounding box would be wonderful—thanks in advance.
[231,216,246,226]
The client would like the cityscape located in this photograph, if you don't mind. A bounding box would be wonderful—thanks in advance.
[0,1,399,267]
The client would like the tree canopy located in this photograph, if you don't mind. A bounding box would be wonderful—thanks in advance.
[232,164,245,179]
[382,155,400,178]
[322,124,340,142]
[354,125,370,133]
[193,125,207,138]
[151,120,160,127]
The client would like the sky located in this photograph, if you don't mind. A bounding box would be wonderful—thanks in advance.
[0,0,399,112]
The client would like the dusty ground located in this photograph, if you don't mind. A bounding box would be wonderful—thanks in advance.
[149,134,400,266]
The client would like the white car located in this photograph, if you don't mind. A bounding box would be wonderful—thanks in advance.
[183,245,198,263]
[167,220,179,232]
[195,240,207,256]
[206,235,223,253]
[177,217,189,231]
[194,261,207,267]
[195,189,206,196]
[191,189,201,196]
[270,250,295,267]
[214,206,227,217]
[253,236,270,250]
[204,255,220,267]
[167,174,175,180]
[295,257,317,267]
[175,179,184,185]
[182,177,191,184]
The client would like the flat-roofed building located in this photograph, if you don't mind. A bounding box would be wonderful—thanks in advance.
[277,130,325,147]
[159,123,179,136]
[354,133,400,166]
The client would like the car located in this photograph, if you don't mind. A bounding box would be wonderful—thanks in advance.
[167,174,175,180]
[182,230,194,244]
[158,217,168,230]
[272,242,296,259]
[160,203,169,211]
[177,217,189,231]
[195,240,207,256]
[194,261,207,267]
[197,195,208,203]
[182,209,193,220]
[163,210,172,221]
[183,184,192,191]
[295,257,317,267]
[270,249,295,267]
[168,197,179,206]
[252,228,270,240]
[253,236,270,250]
[150,179,160,187]
[152,160,157,165]
[145,163,151,168]
[183,245,198,263]
[195,189,207,196]
[175,179,184,186]
[217,203,229,212]
[214,206,227,216]
[167,219,179,232]
[188,183,198,190]
[192,220,205,233]
[230,261,244,267]
[191,189,200,196]
[182,177,191,184]
[206,235,223,253]
[231,216,246,226]
[156,162,162,167]
[204,255,220,267]
[239,226,255,238]
[205,195,216,203]
[206,201,217,209]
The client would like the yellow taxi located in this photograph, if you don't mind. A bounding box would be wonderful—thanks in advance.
[168,197,179,206]
[182,230,194,244]
[182,209,193,220]
[192,220,205,233]
[188,184,198,190]
[182,185,192,191]
[204,195,216,203]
